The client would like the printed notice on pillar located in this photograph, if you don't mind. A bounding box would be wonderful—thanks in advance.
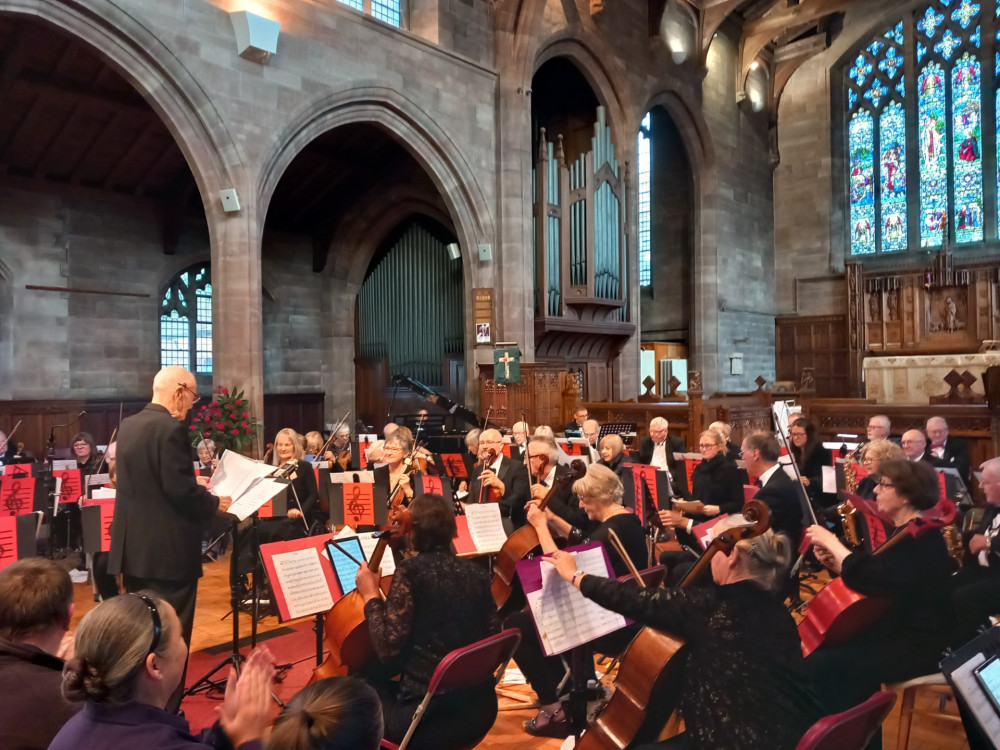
[342,483,375,527]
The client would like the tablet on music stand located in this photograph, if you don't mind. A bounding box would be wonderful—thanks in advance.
[975,654,1000,718]
[324,537,366,596]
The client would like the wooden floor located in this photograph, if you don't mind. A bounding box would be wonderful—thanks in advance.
[67,553,971,749]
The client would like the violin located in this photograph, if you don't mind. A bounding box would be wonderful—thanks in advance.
[262,442,274,465]
[798,496,957,657]
[575,500,772,749]
[310,528,396,683]
[491,458,586,610]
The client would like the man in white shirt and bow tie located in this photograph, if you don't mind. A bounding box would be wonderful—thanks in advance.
[925,416,970,485]
[953,457,1000,641]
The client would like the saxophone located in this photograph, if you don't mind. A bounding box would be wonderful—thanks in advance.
[942,522,964,566]
[839,459,860,547]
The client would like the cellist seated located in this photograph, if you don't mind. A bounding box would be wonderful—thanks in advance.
[354,493,499,750]
[506,464,646,738]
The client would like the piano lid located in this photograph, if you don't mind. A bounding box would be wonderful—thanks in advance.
[390,374,499,430]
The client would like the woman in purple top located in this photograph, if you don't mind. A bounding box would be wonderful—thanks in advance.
[49,592,275,750]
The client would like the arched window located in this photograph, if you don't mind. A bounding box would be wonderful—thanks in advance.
[160,264,212,374]
[638,112,652,287]
[844,1,992,256]
[337,0,402,27]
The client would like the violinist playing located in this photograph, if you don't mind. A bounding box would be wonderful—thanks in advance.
[383,434,419,510]
[509,464,647,739]
[321,426,352,470]
[804,458,954,716]
[469,428,530,530]
[354,493,499,750]
[546,515,822,750]
[259,428,320,542]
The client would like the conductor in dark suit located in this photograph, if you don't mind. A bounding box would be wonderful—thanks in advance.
[740,431,805,543]
[637,417,687,492]
[108,366,231,710]
[470,428,531,529]
[926,416,971,485]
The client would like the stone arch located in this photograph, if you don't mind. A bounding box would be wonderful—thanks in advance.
[640,87,721,389]
[531,33,635,149]
[257,84,494,271]
[1,1,243,222]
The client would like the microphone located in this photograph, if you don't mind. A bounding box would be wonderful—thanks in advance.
[274,459,298,479]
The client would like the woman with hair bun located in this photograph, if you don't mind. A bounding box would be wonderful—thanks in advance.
[49,592,275,750]
[546,515,822,749]
[268,675,383,750]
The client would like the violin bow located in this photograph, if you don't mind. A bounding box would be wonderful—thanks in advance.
[608,528,645,587]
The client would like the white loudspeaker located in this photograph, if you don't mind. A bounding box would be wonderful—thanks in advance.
[218,189,241,213]
[478,243,493,262]
[446,243,461,260]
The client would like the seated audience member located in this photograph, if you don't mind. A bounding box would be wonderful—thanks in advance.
[925,416,971,486]
[50,593,275,750]
[0,559,78,750]
[268,676,383,750]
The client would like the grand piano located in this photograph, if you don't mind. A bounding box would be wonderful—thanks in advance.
[388,374,499,452]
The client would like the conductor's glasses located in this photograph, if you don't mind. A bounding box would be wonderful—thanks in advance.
[177,382,200,405]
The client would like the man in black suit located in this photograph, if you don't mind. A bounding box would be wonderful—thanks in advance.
[637,417,686,492]
[740,431,806,543]
[953,457,1000,641]
[509,421,529,461]
[524,435,592,533]
[470,428,530,530]
[563,406,588,437]
[926,416,971,485]
[901,429,948,469]
[108,366,232,710]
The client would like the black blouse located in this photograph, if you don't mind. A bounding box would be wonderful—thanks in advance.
[584,512,648,577]
[689,452,745,517]
[579,577,822,750]
[364,550,500,701]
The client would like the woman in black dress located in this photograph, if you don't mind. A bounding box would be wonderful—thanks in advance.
[260,428,320,541]
[546,514,822,749]
[788,418,834,512]
[511,463,647,738]
[805,458,955,715]
[355,493,499,750]
[597,433,627,477]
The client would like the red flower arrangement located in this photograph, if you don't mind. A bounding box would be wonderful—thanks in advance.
[189,386,261,453]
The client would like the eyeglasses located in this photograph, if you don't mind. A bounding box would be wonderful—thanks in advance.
[480,440,502,445]
[129,593,162,655]
[697,443,718,450]
[177,382,200,405]
[877,479,895,489]
[789,432,807,438]
[738,448,755,458]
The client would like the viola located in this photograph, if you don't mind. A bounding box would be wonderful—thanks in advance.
[575,500,772,749]
[310,528,396,683]
[491,459,586,610]
[798,496,957,657]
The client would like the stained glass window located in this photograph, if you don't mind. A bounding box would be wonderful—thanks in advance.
[160,264,212,374]
[637,113,652,287]
[845,1,994,255]
[846,21,907,254]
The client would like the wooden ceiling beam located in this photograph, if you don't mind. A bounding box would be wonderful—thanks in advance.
[102,118,159,190]
[13,72,153,119]
[31,102,82,179]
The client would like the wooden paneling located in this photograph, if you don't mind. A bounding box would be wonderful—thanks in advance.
[775,314,850,397]
[262,394,325,441]
[479,364,569,430]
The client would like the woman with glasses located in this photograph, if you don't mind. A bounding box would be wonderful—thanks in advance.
[71,431,103,474]
[854,438,904,501]
[787,418,834,513]
[49,593,275,749]
[597,433,627,478]
[260,428,321,541]
[804,458,955,716]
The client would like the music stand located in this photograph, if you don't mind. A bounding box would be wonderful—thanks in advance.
[599,422,637,444]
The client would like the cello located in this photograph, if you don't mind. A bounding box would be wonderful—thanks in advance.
[798,495,956,656]
[574,500,772,749]
[491,458,587,609]
[310,528,396,682]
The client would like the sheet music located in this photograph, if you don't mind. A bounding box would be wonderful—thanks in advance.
[525,546,626,656]
[329,471,375,484]
[210,450,274,499]
[51,459,76,471]
[270,547,334,620]
[225,477,286,521]
[463,503,508,553]
[822,465,837,494]
[90,487,116,500]
[950,651,1000,748]
[86,473,110,487]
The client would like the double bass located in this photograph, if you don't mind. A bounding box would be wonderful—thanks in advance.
[310,528,396,682]
[574,500,772,749]
[491,458,587,609]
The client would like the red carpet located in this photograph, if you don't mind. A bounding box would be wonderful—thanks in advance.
[182,620,322,732]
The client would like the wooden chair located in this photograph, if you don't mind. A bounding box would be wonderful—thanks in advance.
[794,690,896,750]
[884,673,962,750]
[381,628,521,750]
